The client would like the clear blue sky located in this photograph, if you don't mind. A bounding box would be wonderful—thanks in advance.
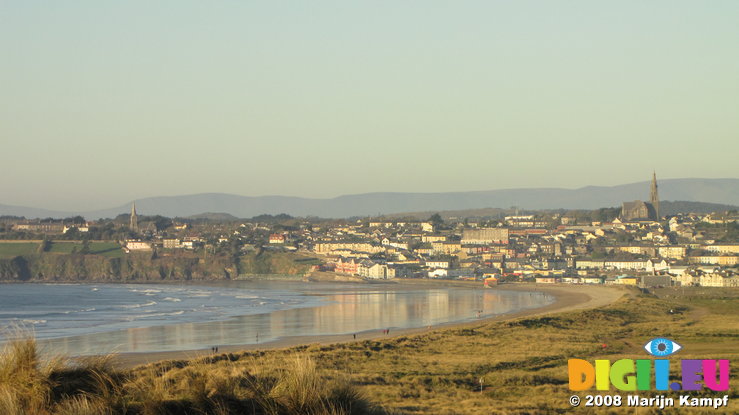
[1,1,738,210]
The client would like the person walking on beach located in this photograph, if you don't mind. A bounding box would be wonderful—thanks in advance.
[353,333,356,339]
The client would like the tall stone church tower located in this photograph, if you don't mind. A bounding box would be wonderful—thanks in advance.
[650,171,660,219]
[621,172,660,221]
[130,202,138,232]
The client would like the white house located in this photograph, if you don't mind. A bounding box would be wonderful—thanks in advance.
[425,261,450,269]
[645,259,669,273]
[428,268,448,278]
[126,240,152,251]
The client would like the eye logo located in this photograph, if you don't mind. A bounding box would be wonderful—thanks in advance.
[644,338,682,357]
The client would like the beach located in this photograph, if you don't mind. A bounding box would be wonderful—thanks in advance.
[16,280,550,356]
[111,282,626,369]
[23,282,738,414]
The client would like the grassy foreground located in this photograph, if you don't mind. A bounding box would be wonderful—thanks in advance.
[2,287,738,414]
[0,338,391,415]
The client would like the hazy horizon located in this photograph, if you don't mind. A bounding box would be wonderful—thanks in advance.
[2,177,738,220]
[6,176,739,213]
[0,176,736,212]
[2,1,738,211]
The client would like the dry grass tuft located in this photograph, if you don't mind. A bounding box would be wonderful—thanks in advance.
[0,334,59,414]
[53,395,111,415]
[0,331,388,414]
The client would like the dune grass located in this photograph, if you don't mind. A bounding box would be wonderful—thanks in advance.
[0,335,123,415]
[0,337,390,415]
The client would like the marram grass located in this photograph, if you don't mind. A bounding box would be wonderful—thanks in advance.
[0,335,391,415]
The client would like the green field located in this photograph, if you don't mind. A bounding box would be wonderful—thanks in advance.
[48,241,124,258]
[0,241,124,258]
[0,242,39,258]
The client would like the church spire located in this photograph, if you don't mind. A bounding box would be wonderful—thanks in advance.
[650,171,660,219]
[130,201,138,232]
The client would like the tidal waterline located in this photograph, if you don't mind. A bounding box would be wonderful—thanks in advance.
[0,281,554,355]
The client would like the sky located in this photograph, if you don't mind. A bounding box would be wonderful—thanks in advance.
[1,1,738,211]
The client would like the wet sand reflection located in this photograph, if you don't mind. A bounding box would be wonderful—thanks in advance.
[40,288,552,355]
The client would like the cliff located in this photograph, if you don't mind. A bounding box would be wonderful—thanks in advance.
[0,250,321,282]
[0,252,237,282]
[237,251,321,276]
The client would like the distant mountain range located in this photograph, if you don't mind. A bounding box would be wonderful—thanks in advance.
[1,178,738,220]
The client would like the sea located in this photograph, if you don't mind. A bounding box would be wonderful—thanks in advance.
[0,281,554,356]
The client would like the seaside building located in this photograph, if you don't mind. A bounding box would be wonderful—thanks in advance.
[13,222,65,233]
[461,228,509,245]
[125,240,151,251]
[269,234,286,244]
[163,238,182,249]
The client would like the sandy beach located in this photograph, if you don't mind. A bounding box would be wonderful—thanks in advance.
[110,282,626,369]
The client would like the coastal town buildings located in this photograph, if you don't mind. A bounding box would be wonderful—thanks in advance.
[2,173,737,286]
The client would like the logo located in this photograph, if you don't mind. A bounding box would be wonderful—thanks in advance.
[643,337,681,357]
[568,338,730,392]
